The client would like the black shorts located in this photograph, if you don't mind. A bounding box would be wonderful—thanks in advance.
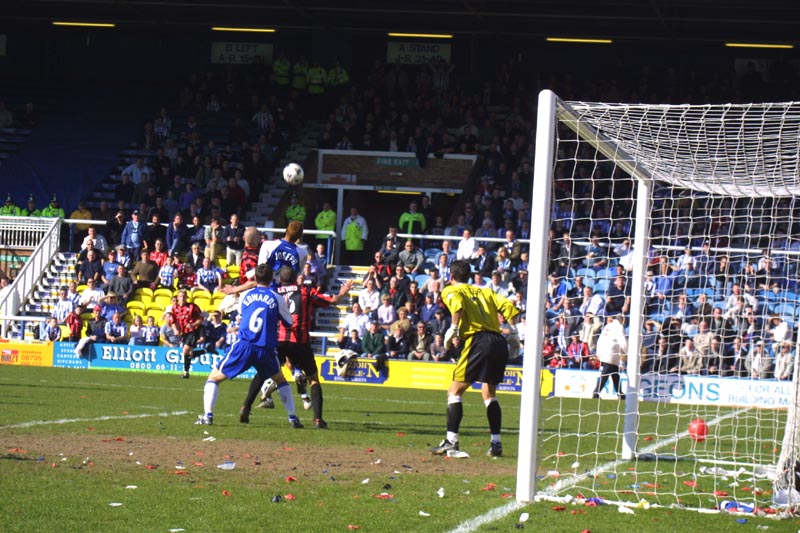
[453,331,509,385]
[181,331,200,348]
[277,341,318,378]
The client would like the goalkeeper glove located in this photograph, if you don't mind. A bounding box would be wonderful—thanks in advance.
[444,325,460,349]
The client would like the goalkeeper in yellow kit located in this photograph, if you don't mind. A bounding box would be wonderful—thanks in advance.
[431,260,520,458]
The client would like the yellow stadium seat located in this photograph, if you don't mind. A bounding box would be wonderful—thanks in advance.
[59,325,70,341]
[134,287,153,300]
[146,308,165,326]
[126,301,146,314]
[154,287,174,299]
[153,294,172,308]
[217,258,228,270]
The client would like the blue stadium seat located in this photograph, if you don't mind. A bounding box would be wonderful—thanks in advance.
[414,273,430,287]
[423,248,442,260]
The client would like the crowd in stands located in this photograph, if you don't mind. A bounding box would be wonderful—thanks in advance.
[6,49,799,381]
[332,197,527,366]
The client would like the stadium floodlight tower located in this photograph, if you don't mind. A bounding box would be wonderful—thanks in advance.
[517,89,800,515]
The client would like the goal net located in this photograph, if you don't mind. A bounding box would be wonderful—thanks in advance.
[517,91,800,516]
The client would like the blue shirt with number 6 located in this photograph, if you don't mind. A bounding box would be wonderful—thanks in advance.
[239,286,293,349]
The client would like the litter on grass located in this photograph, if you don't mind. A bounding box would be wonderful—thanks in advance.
[419,511,430,517]
[446,450,470,458]
[519,512,529,522]
[437,487,445,498]
[217,462,236,470]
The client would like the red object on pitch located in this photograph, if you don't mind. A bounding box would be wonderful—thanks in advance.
[688,419,709,442]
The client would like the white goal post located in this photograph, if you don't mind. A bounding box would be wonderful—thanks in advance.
[517,90,800,513]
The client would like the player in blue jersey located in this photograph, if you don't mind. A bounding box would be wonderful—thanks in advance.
[194,263,303,428]
[258,220,308,275]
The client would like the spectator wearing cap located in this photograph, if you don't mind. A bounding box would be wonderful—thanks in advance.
[20,194,40,217]
[69,201,94,247]
[121,209,149,261]
[0,194,20,216]
[115,244,131,269]
[74,305,107,357]
[40,194,65,218]
[100,292,126,322]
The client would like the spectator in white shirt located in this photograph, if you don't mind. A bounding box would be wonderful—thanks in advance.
[456,228,478,260]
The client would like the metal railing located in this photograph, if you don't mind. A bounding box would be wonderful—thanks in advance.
[0,217,61,337]
[0,216,58,249]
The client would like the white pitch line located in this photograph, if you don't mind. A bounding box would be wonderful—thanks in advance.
[447,501,525,533]
[1,410,190,429]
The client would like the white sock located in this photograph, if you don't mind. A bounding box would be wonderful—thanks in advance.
[491,434,501,444]
[446,431,459,443]
[203,380,218,416]
[277,381,296,418]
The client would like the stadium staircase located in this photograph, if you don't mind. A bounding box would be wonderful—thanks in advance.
[311,264,365,357]
[239,119,324,228]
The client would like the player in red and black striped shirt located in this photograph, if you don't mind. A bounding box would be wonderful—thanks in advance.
[238,227,260,285]
[172,289,203,378]
[240,266,353,428]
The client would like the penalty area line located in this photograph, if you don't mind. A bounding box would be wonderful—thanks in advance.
[1,410,190,429]
[447,500,525,533]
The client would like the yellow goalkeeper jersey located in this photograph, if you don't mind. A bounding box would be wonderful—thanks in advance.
[442,282,519,338]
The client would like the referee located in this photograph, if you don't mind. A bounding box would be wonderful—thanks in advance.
[431,260,520,458]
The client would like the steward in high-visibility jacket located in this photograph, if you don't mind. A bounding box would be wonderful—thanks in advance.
[284,194,307,224]
[0,194,20,216]
[21,195,40,217]
[314,202,336,241]
[307,63,327,95]
[273,54,291,86]
[327,62,349,89]
[40,195,65,218]
[291,58,309,91]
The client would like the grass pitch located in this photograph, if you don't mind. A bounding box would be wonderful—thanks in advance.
[0,366,795,532]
